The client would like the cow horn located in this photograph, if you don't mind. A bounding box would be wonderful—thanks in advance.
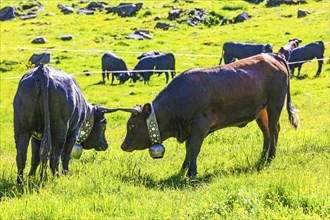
[98,106,119,113]
[117,107,141,114]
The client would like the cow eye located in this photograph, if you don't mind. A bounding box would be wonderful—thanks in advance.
[129,124,136,132]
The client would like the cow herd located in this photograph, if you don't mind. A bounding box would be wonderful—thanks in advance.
[102,51,176,85]
[101,39,325,86]
[14,38,325,184]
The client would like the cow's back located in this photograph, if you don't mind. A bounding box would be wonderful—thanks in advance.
[102,52,127,71]
[14,66,87,135]
[154,53,288,125]
[289,41,325,62]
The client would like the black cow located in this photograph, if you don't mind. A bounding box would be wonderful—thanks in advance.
[119,53,299,177]
[102,52,130,84]
[288,41,325,77]
[14,65,118,183]
[219,42,273,64]
[137,50,161,60]
[132,53,176,84]
[278,38,302,61]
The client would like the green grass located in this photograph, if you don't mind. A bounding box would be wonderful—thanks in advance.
[0,0,329,219]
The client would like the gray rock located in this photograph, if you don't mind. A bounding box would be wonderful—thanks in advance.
[76,8,94,14]
[59,35,73,41]
[20,12,37,20]
[297,9,311,18]
[61,6,74,14]
[29,52,51,65]
[125,33,145,40]
[155,22,170,30]
[234,11,250,23]
[32,36,47,44]
[0,6,16,21]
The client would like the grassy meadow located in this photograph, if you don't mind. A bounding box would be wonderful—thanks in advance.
[0,0,329,218]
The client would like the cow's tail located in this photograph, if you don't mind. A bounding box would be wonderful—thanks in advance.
[284,59,299,129]
[219,46,224,65]
[37,65,52,180]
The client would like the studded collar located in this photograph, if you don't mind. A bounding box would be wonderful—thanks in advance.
[146,104,162,145]
[76,113,94,144]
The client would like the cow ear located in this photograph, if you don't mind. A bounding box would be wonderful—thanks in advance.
[142,103,152,118]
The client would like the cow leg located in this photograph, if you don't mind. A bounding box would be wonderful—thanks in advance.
[49,137,65,176]
[28,137,41,176]
[256,109,270,161]
[297,64,302,77]
[102,70,106,82]
[61,132,78,173]
[111,73,115,84]
[182,141,191,169]
[267,105,283,161]
[165,72,169,83]
[289,65,295,76]
[315,59,323,77]
[107,72,110,81]
[15,132,30,184]
[186,114,212,177]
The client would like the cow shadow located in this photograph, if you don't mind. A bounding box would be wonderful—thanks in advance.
[119,161,264,190]
[0,175,49,201]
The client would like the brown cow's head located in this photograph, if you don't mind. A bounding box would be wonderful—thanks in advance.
[120,104,152,152]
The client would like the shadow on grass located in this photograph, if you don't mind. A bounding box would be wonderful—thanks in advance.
[0,174,48,201]
[119,160,270,190]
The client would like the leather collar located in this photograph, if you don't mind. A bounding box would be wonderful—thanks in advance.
[146,104,162,144]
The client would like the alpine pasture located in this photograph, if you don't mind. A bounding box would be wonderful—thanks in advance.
[0,0,329,219]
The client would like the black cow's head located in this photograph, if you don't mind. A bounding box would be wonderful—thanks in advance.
[81,106,118,151]
[265,44,273,53]
[120,104,151,152]
[131,72,140,83]
[118,72,130,84]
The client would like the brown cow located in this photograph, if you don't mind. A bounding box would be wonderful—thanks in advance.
[118,53,299,177]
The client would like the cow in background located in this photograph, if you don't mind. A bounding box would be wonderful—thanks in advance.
[102,52,130,84]
[132,53,176,84]
[14,65,118,183]
[278,38,302,61]
[288,41,325,77]
[219,42,273,64]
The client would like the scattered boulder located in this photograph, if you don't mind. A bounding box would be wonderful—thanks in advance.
[168,9,183,20]
[106,3,143,17]
[29,52,51,66]
[220,18,233,25]
[86,1,108,11]
[234,11,250,23]
[83,70,93,76]
[76,8,94,14]
[60,5,74,14]
[297,9,311,18]
[32,36,47,44]
[266,0,307,7]
[155,22,170,30]
[126,30,151,40]
[59,35,73,41]
[245,0,264,4]
[20,12,37,20]
[0,6,16,21]
[19,0,43,11]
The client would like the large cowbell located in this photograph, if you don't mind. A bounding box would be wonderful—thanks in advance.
[147,104,165,159]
